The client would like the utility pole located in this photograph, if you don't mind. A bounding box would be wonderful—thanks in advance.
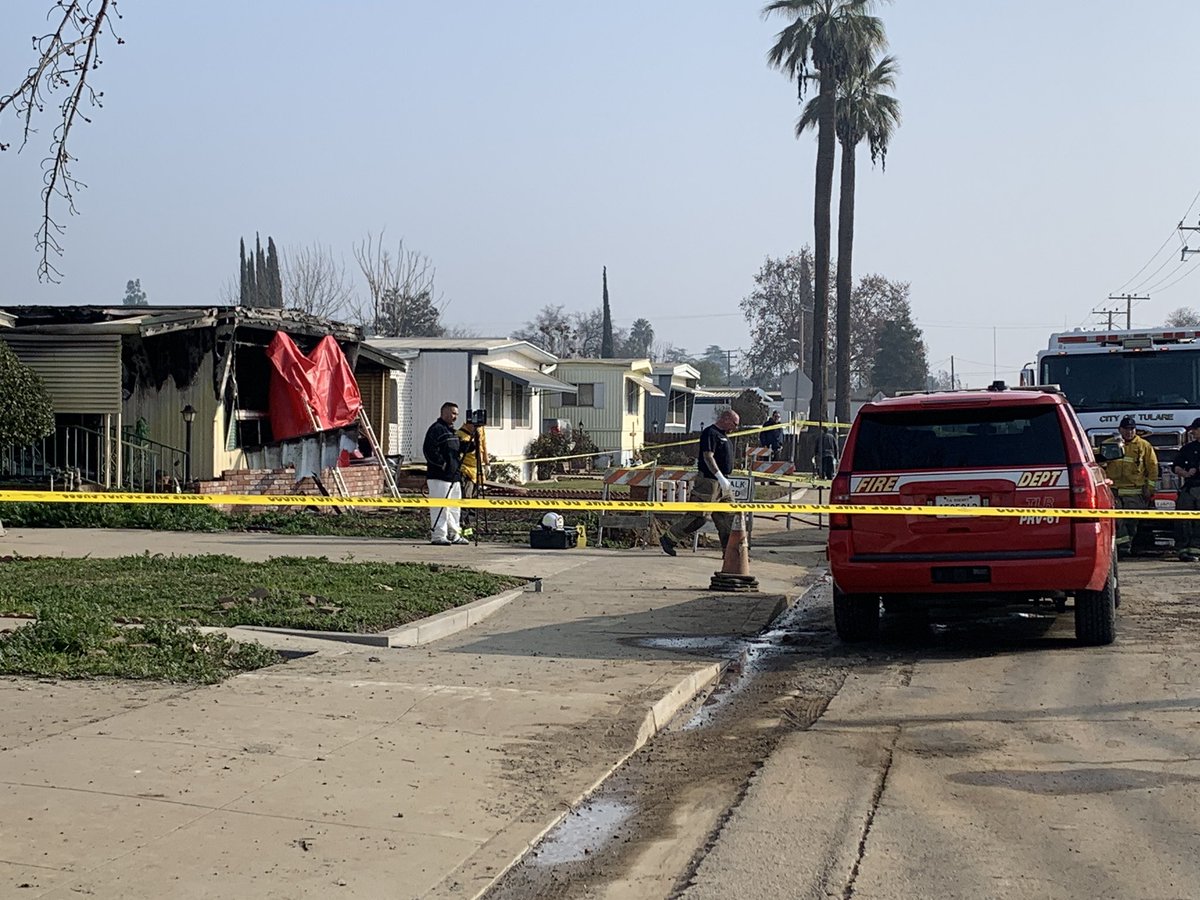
[1092,307,1119,330]
[950,356,955,389]
[1106,294,1149,330]
[1181,219,1200,260]
[723,349,740,386]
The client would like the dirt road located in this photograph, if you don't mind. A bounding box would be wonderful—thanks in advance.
[491,557,1200,899]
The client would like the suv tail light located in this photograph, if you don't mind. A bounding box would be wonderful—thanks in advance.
[830,473,852,529]
[1069,462,1098,519]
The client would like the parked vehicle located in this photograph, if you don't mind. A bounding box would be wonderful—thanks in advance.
[1021,327,1200,545]
[827,382,1118,646]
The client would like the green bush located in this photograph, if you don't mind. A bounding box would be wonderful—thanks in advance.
[0,341,55,447]
[525,426,599,479]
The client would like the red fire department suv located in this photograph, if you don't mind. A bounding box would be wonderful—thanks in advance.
[827,383,1117,645]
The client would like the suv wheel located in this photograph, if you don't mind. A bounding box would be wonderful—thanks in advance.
[1075,559,1117,646]
[833,584,880,642]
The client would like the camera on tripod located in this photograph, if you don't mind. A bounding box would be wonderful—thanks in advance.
[465,408,488,426]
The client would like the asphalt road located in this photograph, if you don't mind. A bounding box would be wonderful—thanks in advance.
[682,557,1200,900]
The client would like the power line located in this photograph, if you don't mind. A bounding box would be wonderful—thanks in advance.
[1112,185,1200,293]
[1148,261,1200,296]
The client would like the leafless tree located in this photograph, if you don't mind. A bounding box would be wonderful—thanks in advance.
[1,1,123,282]
[1164,307,1200,328]
[351,232,446,337]
[282,242,356,319]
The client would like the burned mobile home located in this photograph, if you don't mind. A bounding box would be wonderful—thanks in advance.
[0,305,403,495]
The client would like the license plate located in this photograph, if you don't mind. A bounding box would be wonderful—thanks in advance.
[934,494,981,518]
[935,494,981,507]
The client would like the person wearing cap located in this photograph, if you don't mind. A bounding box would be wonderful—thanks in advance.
[1172,418,1200,560]
[1099,415,1158,556]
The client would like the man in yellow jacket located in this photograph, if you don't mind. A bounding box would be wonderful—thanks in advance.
[455,419,488,540]
[1100,415,1158,556]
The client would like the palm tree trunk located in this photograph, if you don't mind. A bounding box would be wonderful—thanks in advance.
[809,68,837,428]
[835,137,856,425]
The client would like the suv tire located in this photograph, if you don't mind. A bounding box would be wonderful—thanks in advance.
[833,584,880,642]
[1075,559,1117,646]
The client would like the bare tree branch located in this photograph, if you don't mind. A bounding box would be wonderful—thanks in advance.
[352,231,446,337]
[0,1,123,282]
[282,242,357,319]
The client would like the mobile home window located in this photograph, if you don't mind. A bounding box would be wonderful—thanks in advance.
[668,390,688,425]
[511,385,531,428]
[625,379,639,414]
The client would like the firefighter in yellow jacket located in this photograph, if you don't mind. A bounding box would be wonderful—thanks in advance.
[1100,415,1158,556]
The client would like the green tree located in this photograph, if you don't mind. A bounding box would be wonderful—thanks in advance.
[765,0,886,425]
[0,341,55,448]
[691,358,726,385]
[798,50,899,422]
[122,278,147,306]
[625,318,655,357]
[239,233,283,309]
[848,274,911,389]
[870,309,927,396]
[374,288,445,337]
[601,267,615,358]
[266,237,283,308]
[741,249,814,388]
[512,304,574,355]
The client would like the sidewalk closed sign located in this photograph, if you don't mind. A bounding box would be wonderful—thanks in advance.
[728,476,754,501]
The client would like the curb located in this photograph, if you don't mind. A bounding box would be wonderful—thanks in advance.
[438,588,806,900]
[234,585,529,648]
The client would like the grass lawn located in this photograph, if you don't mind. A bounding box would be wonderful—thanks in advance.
[0,555,525,633]
[0,608,281,684]
[0,555,525,683]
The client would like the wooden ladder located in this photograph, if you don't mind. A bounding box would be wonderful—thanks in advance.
[357,411,400,498]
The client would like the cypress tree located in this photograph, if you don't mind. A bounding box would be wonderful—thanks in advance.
[239,238,249,306]
[254,234,268,309]
[601,266,614,358]
[266,237,283,308]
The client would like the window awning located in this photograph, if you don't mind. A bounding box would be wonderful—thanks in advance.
[479,359,575,392]
[626,373,666,397]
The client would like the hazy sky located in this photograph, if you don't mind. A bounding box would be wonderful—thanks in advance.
[2,1,1199,388]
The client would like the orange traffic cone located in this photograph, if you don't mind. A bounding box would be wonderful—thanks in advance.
[709,512,758,592]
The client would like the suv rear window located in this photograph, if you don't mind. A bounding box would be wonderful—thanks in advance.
[851,405,1068,472]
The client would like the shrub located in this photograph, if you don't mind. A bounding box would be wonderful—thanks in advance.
[525,426,600,479]
[0,341,55,447]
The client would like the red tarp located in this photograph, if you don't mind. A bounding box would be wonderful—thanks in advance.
[266,332,363,441]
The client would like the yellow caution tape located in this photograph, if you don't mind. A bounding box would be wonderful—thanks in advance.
[0,490,1195,519]
[489,417,847,468]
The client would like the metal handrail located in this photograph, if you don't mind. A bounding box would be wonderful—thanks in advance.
[1,423,188,492]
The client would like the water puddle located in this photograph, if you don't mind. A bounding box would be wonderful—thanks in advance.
[528,798,635,866]
[635,635,740,654]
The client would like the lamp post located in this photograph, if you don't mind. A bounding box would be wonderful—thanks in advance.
[181,404,196,483]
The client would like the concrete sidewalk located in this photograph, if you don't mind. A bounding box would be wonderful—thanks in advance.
[0,529,818,899]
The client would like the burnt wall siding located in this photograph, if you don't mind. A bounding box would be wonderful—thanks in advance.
[2,334,122,414]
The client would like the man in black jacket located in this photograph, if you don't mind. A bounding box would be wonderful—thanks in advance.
[424,401,468,545]
[1173,418,1200,560]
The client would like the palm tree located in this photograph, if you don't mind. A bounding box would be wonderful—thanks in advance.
[764,0,886,426]
[628,318,655,357]
[797,52,900,422]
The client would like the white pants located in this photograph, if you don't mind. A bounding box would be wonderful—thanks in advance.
[428,479,462,542]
